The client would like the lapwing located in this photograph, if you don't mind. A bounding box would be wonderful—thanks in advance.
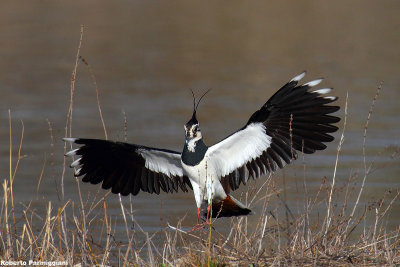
[64,71,340,227]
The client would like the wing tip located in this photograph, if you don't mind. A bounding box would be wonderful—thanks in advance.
[70,158,81,168]
[304,78,324,87]
[74,167,82,176]
[63,137,78,143]
[65,148,79,157]
[290,71,306,82]
[312,88,332,95]
[324,96,338,101]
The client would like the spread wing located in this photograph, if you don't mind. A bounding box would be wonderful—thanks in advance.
[205,71,340,192]
[64,138,192,196]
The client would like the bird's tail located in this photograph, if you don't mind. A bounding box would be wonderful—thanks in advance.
[205,195,252,218]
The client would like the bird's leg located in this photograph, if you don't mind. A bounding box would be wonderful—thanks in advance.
[196,207,201,226]
[189,208,202,232]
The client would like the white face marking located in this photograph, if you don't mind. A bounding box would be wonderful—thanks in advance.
[185,123,201,137]
[185,122,201,137]
[184,124,202,149]
[184,123,202,152]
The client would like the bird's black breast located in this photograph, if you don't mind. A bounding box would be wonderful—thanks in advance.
[181,140,208,166]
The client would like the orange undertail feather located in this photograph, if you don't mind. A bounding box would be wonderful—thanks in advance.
[204,195,252,218]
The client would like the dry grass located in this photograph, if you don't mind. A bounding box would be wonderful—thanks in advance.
[1,27,399,266]
[2,115,399,266]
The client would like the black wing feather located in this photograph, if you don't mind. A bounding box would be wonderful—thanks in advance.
[220,72,340,191]
[65,138,192,196]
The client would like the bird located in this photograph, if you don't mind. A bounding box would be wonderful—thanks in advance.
[64,71,340,228]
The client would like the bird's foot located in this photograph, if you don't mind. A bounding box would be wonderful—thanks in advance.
[188,224,204,232]
[188,206,213,232]
[188,221,212,232]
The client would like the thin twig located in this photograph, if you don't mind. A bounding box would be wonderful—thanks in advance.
[345,82,383,235]
[62,24,85,200]
[80,56,108,140]
[325,92,348,236]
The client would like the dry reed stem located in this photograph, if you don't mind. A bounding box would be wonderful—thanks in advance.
[62,24,84,199]
[7,111,26,257]
[46,119,61,201]
[346,82,383,235]
[59,28,86,265]
[79,45,143,265]
[36,156,46,197]
[3,180,12,259]
[325,91,348,239]
[80,56,108,140]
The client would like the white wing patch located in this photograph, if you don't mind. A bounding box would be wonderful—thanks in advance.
[303,78,323,87]
[312,88,331,94]
[290,71,306,82]
[138,149,183,177]
[206,123,272,179]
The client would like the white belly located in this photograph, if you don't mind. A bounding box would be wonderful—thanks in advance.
[181,156,227,207]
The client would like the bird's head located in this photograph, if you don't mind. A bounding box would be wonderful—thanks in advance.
[184,110,201,141]
[184,89,210,144]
